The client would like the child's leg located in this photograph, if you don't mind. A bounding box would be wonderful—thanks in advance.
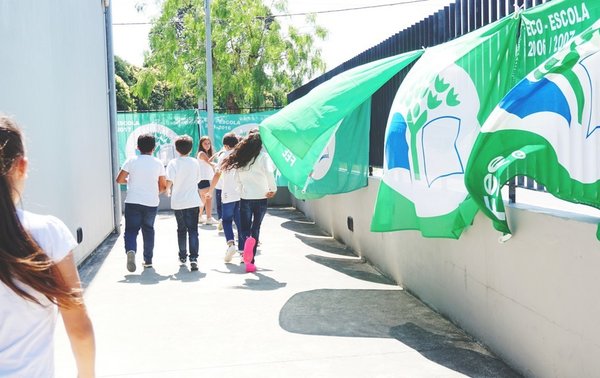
[140,205,158,264]
[221,202,236,243]
[174,209,188,261]
[124,203,143,253]
[186,207,200,261]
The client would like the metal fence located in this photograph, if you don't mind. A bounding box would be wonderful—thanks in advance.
[288,0,552,198]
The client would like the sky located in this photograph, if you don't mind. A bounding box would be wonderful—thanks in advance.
[112,0,454,77]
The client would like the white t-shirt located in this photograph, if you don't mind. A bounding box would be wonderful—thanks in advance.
[166,156,202,210]
[235,151,277,200]
[0,210,77,377]
[216,150,240,204]
[198,156,215,181]
[122,154,166,207]
[212,150,226,190]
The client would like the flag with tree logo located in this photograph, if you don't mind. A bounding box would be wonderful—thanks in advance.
[371,16,520,238]
[465,20,600,239]
[260,50,423,197]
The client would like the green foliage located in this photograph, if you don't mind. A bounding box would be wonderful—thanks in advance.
[115,75,136,111]
[144,0,327,112]
[114,55,197,111]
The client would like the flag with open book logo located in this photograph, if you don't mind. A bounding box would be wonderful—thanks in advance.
[371,16,520,238]
[465,20,600,239]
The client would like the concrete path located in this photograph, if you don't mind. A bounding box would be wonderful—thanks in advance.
[55,207,521,377]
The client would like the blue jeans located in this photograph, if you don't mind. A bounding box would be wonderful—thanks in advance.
[222,201,242,248]
[174,207,200,261]
[239,198,268,263]
[216,189,222,219]
[124,203,158,264]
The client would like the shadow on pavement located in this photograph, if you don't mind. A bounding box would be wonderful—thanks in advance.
[307,254,395,285]
[170,265,207,282]
[279,289,521,378]
[237,272,287,291]
[119,268,171,285]
[78,232,119,288]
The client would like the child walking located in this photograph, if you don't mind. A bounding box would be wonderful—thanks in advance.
[116,134,167,271]
[207,132,242,263]
[197,136,217,224]
[166,135,202,271]
[0,115,95,377]
[220,131,276,272]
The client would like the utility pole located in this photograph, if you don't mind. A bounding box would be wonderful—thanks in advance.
[204,0,214,142]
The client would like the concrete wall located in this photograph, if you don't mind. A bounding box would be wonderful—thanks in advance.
[294,177,600,378]
[0,1,116,263]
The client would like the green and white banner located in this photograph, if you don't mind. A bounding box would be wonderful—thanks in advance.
[465,20,600,239]
[116,110,199,167]
[371,15,520,238]
[515,0,600,82]
[200,110,278,152]
[260,50,423,198]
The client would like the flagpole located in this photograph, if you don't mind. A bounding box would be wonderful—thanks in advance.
[204,0,214,142]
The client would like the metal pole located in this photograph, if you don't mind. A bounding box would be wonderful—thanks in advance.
[204,0,214,142]
[104,0,122,233]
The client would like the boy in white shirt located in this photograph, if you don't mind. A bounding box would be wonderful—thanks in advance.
[116,134,167,272]
[166,135,202,271]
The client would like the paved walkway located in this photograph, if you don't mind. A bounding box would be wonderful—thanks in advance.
[55,207,521,377]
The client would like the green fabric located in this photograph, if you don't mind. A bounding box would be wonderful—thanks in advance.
[288,100,371,199]
[465,22,600,238]
[199,110,278,151]
[260,49,423,190]
[514,0,600,83]
[371,15,520,238]
[116,110,199,167]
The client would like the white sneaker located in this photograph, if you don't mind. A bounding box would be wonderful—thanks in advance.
[199,214,207,224]
[217,220,223,230]
[224,244,236,263]
[206,217,218,225]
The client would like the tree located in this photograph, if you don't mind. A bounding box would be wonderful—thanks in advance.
[140,0,327,112]
[114,55,197,111]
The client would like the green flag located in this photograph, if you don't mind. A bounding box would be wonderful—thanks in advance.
[515,0,600,82]
[465,20,600,239]
[260,49,423,192]
[371,15,520,238]
[288,100,371,199]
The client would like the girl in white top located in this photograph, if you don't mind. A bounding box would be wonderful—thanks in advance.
[220,131,276,272]
[197,136,217,224]
[0,116,95,377]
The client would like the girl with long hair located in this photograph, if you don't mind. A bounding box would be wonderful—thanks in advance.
[196,135,217,224]
[221,131,276,272]
[0,115,95,377]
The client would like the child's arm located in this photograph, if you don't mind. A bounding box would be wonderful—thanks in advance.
[56,252,96,378]
[165,180,173,197]
[205,171,222,199]
[115,169,128,184]
[158,175,167,194]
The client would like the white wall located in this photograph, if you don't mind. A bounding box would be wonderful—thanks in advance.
[0,1,116,262]
[295,177,600,378]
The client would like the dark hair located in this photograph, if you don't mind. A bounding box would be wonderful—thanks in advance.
[175,135,193,155]
[137,133,156,154]
[222,132,239,148]
[0,115,80,308]
[221,132,262,171]
[199,136,214,158]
